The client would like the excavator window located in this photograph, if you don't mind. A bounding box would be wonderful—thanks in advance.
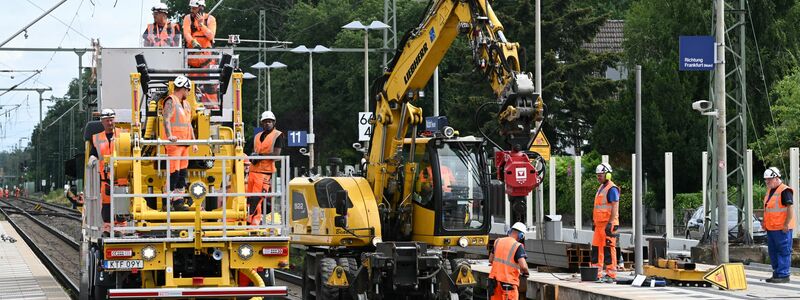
[413,144,435,209]
[436,142,487,231]
[314,178,353,209]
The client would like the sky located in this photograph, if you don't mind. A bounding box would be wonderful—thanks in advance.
[0,0,164,152]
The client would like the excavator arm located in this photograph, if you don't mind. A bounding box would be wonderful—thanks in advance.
[366,0,544,206]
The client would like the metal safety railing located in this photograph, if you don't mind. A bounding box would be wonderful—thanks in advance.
[102,154,289,243]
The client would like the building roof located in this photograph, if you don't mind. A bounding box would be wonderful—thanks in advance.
[582,20,624,54]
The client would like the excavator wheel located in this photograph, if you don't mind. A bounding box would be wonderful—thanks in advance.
[450,258,474,300]
[337,257,358,299]
[318,257,340,300]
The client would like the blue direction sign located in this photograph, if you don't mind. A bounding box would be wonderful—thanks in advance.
[287,131,308,147]
[679,36,715,71]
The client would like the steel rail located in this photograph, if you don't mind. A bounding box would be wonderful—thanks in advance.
[0,203,79,299]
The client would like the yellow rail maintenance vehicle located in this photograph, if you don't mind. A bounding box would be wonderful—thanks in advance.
[78,47,290,299]
[290,0,546,299]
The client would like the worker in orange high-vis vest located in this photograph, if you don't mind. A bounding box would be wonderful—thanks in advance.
[142,3,181,47]
[763,167,794,283]
[89,109,125,228]
[182,0,216,67]
[592,162,620,283]
[161,75,198,211]
[488,222,529,300]
[247,111,285,225]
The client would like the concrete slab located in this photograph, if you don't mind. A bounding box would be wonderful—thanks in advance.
[471,259,800,300]
[0,221,70,300]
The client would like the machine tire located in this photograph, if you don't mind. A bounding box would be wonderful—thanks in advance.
[338,258,358,299]
[318,257,340,300]
[450,259,474,300]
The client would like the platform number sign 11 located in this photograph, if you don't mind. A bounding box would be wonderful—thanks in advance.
[358,112,374,142]
[287,130,308,147]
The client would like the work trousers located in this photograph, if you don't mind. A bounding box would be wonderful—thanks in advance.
[490,283,518,300]
[591,222,618,278]
[767,229,793,278]
[165,145,189,173]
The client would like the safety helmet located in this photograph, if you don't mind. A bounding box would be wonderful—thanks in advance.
[595,162,613,174]
[189,0,206,7]
[173,75,192,90]
[511,222,527,233]
[151,3,168,13]
[764,167,782,179]
[100,109,116,119]
[260,111,276,122]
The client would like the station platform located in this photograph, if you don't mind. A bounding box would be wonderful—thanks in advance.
[0,221,70,300]
[470,260,800,300]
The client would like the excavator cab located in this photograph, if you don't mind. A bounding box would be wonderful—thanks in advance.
[406,136,491,247]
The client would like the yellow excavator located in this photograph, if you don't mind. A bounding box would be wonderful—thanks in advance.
[289,0,546,299]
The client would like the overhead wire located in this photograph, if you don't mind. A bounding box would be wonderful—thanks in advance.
[745,0,786,171]
[24,0,92,42]
[33,0,86,88]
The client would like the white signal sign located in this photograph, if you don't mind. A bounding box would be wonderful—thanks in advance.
[358,112,374,142]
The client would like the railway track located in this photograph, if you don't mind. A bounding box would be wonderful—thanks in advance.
[6,196,82,242]
[2,196,306,299]
[16,196,82,220]
[0,199,80,299]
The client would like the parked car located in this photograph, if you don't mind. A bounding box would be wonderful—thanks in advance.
[685,205,766,243]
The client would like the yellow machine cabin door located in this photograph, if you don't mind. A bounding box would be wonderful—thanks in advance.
[409,138,491,247]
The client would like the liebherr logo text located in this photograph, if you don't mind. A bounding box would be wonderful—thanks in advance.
[404,43,429,84]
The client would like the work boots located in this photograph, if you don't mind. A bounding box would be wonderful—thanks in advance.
[595,275,616,283]
[766,277,790,283]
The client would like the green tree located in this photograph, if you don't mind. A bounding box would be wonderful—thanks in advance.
[437,0,621,153]
[592,0,711,207]
[753,68,800,167]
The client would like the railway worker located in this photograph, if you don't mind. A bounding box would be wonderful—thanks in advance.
[89,109,125,229]
[763,167,794,283]
[162,75,198,211]
[488,222,529,300]
[591,162,620,283]
[142,3,181,47]
[182,0,216,67]
[247,111,284,225]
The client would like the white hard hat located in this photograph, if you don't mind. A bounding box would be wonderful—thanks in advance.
[764,167,782,179]
[152,3,168,13]
[100,109,116,119]
[174,75,192,90]
[511,222,527,233]
[260,111,276,122]
[189,0,206,7]
[595,162,612,174]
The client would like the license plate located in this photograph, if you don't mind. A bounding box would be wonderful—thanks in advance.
[103,260,143,269]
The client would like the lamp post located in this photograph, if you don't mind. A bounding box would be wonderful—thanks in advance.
[290,45,330,170]
[342,21,390,113]
[252,61,287,112]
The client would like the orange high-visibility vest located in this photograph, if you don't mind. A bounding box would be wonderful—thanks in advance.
[419,166,455,192]
[593,180,619,225]
[182,13,217,68]
[764,183,795,231]
[251,130,282,174]
[160,95,193,140]
[489,237,522,285]
[182,13,216,48]
[143,23,180,47]
[92,128,124,181]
